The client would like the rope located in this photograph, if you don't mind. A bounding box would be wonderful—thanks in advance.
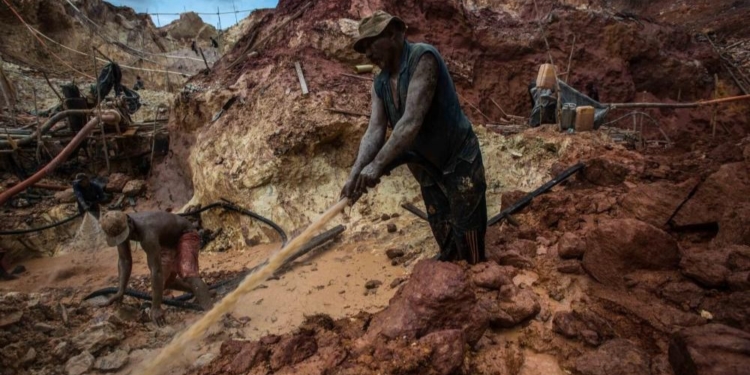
[1,0,94,79]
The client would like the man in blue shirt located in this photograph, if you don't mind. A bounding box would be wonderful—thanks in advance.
[72,173,105,219]
[340,11,487,264]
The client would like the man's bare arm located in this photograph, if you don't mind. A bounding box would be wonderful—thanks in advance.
[359,54,438,183]
[142,235,166,325]
[341,85,388,199]
[105,241,132,305]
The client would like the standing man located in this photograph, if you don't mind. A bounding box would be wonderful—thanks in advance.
[133,76,145,91]
[98,211,213,325]
[341,11,487,264]
[72,173,105,219]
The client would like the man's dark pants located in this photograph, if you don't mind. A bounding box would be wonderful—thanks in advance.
[412,152,487,264]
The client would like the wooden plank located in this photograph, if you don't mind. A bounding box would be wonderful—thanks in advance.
[295,61,309,95]
[122,127,137,137]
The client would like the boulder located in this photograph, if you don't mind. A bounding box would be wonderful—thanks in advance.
[122,180,146,197]
[673,162,750,227]
[418,330,465,375]
[72,322,124,353]
[669,324,750,375]
[699,291,750,331]
[679,247,732,288]
[727,271,750,291]
[363,260,488,345]
[470,262,514,290]
[575,339,650,375]
[557,259,584,274]
[558,232,586,259]
[105,173,130,193]
[480,284,540,328]
[659,281,705,309]
[94,349,129,372]
[582,219,679,285]
[269,333,317,371]
[65,351,94,375]
[715,204,750,246]
[620,179,699,227]
[386,248,404,259]
[583,158,629,186]
[728,246,750,271]
[54,188,77,203]
[219,340,268,374]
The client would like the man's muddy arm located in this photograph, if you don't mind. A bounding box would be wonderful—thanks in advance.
[142,235,165,322]
[362,55,438,179]
[341,86,387,199]
[106,242,132,304]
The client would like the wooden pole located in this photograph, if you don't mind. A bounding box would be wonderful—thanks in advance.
[294,61,309,95]
[32,86,42,164]
[92,47,110,173]
[199,47,210,71]
[232,0,238,25]
[42,72,63,102]
[607,94,750,109]
[712,74,719,137]
[564,34,576,76]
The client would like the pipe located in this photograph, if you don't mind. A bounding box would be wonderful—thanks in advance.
[0,212,83,236]
[488,163,584,226]
[0,110,120,205]
[0,110,93,148]
[179,200,288,244]
[607,94,750,110]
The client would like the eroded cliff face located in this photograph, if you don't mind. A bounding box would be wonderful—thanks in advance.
[170,0,739,251]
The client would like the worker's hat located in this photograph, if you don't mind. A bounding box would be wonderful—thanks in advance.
[353,11,406,53]
[100,211,130,246]
[75,173,88,181]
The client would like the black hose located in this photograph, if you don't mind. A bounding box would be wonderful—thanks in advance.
[178,199,288,244]
[81,287,202,310]
[487,162,585,226]
[0,212,84,236]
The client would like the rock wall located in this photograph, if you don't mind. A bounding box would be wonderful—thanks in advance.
[169,0,741,250]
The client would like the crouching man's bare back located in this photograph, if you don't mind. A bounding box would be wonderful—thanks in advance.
[99,211,213,325]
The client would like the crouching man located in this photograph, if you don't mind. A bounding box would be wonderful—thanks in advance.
[99,211,213,325]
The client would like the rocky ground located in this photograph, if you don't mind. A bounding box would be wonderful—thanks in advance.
[1,0,750,375]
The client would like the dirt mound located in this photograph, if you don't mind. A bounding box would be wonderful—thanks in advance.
[194,259,541,375]
[161,12,218,42]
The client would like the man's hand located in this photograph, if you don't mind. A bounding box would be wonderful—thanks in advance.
[82,203,90,212]
[340,174,359,200]
[355,163,383,194]
[102,293,124,307]
[150,306,166,326]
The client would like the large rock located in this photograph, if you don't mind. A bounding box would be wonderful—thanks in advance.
[558,232,586,259]
[417,330,465,375]
[105,173,131,193]
[269,332,317,371]
[582,219,680,285]
[72,322,124,353]
[699,291,750,331]
[673,163,750,227]
[65,351,94,375]
[679,247,732,288]
[716,203,750,247]
[362,260,488,345]
[621,179,699,227]
[54,188,77,203]
[479,284,541,328]
[217,340,268,374]
[575,339,650,375]
[94,349,129,372]
[122,180,146,197]
[470,262,514,290]
[669,324,750,375]
[583,158,629,186]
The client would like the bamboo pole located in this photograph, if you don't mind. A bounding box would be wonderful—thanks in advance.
[712,74,719,137]
[92,47,110,173]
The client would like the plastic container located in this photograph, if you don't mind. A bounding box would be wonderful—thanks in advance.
[536,64,557,90]
[575,106,595,131]
[560,103,577,131]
